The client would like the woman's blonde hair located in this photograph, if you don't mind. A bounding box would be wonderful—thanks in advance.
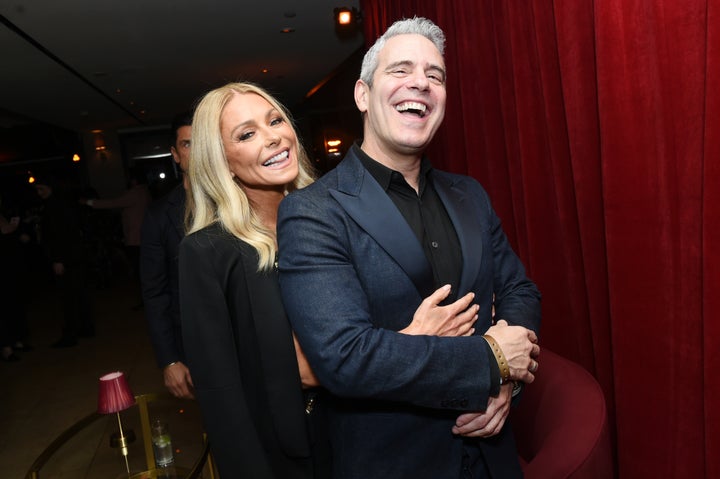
[186,81,315,270]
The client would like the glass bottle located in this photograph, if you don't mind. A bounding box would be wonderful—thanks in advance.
[151,419,174,467]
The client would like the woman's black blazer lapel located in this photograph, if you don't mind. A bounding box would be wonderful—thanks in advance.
[241,250,310,457]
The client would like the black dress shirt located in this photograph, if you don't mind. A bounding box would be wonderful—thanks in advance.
[357,147,462,303]
[356,145,501,395]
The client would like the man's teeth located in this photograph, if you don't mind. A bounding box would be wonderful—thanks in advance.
[263,150,288,166]
[396,101,427,116]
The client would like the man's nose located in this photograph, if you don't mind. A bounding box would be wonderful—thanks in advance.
[408,69,430,90]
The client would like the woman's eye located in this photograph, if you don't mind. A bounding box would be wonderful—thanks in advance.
[270,117,284,126]
[238,131,254,141]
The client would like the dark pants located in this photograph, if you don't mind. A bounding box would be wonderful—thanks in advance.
[0,271,29,347]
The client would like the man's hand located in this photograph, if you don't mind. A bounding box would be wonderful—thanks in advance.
[484,319,540,383]
[452,382,513,438]
[163,362,194,399]
[401,285,478,337]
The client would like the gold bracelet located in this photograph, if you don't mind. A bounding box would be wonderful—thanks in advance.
[482,334,511,384]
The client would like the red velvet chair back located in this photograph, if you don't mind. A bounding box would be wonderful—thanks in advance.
[512,349,614,478]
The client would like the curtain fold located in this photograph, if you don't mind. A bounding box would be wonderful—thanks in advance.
[703,1,720,477]
[360,1,717,477]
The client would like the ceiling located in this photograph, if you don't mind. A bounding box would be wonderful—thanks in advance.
[0,0,364,134]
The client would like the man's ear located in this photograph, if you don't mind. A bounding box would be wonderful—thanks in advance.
[170,146,180,165]
[354,79,369,113]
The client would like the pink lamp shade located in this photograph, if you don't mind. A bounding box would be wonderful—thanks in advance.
[97,371,136,414]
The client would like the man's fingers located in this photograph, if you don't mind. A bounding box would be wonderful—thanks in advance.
[529,359,539,373]
[453,412,489,435]
[516,369,535,384]
[531,343,541,358]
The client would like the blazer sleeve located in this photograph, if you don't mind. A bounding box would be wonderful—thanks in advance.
[468,177,541,334]
[278,190,496,411]
[140,206,179,368]
[179,232,276,479]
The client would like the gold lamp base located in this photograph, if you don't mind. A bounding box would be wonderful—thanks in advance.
[110,429,136,449]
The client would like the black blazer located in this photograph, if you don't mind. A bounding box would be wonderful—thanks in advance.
[179,222,314,478]
[140,185,185,368]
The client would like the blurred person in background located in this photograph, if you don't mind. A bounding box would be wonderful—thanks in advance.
[34,176,93,348]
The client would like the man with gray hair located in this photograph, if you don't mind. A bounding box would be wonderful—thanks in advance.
[278,17,541,478]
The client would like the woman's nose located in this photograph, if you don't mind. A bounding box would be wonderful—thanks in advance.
[265,130,280,147]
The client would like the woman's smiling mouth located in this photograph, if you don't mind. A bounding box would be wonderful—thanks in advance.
[263,150,289,167]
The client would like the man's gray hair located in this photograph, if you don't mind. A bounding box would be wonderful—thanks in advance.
[359,17,446,86]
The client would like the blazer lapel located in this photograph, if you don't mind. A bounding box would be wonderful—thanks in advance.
[330,150,435,298]
[241,252,310,457]
[432,171,483,295]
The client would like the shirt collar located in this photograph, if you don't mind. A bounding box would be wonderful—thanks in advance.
[353,142,433,193]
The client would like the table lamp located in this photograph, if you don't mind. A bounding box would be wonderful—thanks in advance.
[97,371,136,474]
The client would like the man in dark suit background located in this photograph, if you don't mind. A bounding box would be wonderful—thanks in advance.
[278,17,541,478]
[140,111,194,398]
[34,175,93,348]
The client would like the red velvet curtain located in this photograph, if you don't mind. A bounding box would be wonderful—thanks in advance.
[361,1,719,477]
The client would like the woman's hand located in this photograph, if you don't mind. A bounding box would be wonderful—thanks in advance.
[400,285,478,337]
[293,333,321,388]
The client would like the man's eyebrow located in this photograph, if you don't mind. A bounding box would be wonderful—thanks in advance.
[384,60,446,78]
[385,60,414,71]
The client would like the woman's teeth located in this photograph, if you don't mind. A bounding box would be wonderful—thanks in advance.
[263,150,288,166]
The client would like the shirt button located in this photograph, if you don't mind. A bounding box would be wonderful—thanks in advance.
[431,241,439,248]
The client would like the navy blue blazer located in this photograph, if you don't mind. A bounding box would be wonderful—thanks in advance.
[140,185,186,368]
[278,146,541,479]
